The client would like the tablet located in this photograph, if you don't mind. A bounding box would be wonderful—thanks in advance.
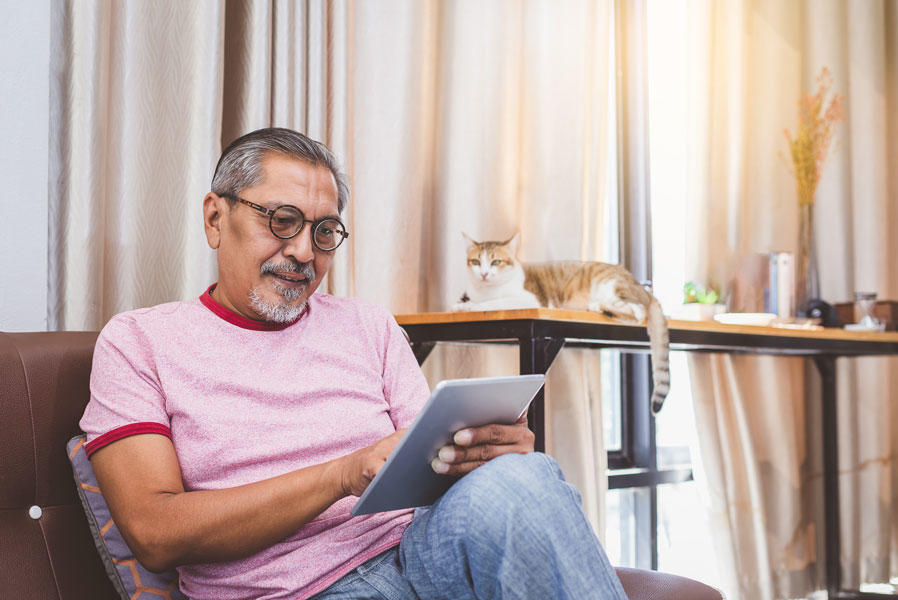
[351,374,546,516]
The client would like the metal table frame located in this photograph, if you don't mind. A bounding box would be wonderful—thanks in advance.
[397,311,898,600]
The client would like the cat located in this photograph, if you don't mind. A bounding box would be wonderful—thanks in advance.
[453,233,670,413]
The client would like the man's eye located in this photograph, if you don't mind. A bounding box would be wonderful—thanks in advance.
[318,227,333,235]
[468,259,480,266]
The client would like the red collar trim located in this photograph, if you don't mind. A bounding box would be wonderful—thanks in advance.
[199,284,307,331]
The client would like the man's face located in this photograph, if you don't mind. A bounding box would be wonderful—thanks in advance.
[203,154,341,322]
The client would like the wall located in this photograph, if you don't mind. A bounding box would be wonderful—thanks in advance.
[0,0,50,331]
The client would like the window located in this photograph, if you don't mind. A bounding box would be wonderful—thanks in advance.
[603,1,721,590]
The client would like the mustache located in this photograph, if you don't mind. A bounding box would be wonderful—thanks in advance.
[260,260,316,281]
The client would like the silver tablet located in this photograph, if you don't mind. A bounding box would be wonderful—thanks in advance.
[351,374,545,516]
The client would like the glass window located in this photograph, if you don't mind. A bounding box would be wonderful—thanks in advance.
[657,481,722,590]
[605,487,645,568]
[601,349,622,452]
[655,353,695,469]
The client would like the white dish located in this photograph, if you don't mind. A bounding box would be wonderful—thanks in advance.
[713,312,777,327]
[844,322,886,332]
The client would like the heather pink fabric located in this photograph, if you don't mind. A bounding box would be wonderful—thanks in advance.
[80,288,431,599]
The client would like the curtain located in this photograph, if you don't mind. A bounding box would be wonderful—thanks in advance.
[349,0,618,535]
[49,0,224,331]
[49,0,619,536]
[49,0,350,330]
[682,1,898,598]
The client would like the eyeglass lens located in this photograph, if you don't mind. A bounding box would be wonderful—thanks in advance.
[269,206,347,250]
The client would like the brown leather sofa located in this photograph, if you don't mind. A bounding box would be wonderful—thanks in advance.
[1,330,723,599]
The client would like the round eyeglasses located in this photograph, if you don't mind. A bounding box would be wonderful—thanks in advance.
[227,196,349,251]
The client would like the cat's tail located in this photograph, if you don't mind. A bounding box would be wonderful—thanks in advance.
[646,297,670,414]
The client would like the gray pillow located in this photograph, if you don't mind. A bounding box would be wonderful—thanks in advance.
[67,434,187,600]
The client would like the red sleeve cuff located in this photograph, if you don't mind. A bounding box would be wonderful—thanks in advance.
[84,422,172,458]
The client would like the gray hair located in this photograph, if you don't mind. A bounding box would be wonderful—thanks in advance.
[211,128,350,213]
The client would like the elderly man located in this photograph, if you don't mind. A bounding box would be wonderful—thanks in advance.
[81,128,628,600]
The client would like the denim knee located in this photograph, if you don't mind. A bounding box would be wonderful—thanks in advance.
[473,451,563,487]
[448,452,581,530]
[400,453,623,600]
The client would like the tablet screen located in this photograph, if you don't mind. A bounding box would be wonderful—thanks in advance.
[351,374,545,516]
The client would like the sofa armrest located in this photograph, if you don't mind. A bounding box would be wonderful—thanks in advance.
[615,567,724,600]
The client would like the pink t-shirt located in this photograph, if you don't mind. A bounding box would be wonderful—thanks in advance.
[80,287,431,599]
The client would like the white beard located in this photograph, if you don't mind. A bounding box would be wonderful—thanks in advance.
[249,285,306,323]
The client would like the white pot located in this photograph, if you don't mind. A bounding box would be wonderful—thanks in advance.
[671,303,727,321]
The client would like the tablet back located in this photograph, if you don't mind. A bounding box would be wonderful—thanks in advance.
[351,374,545,516]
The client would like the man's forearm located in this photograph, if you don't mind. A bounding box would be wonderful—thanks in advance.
[137,460,346,571]
[91,434,350,573]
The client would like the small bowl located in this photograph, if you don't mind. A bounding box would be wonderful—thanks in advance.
[671,303,727,321]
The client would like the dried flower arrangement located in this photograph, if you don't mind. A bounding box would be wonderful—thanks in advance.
[783,67,845,314]
[783,67,845,205]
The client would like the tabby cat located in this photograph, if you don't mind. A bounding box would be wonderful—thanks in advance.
[453,233,670,413]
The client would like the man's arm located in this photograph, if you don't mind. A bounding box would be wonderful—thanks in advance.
[91,429,404,573]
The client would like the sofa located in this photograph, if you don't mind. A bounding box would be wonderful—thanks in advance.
[0,330,723,599]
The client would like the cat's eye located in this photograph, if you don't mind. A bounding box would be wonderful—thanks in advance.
[491,259,502,267]
[468,259,480,266]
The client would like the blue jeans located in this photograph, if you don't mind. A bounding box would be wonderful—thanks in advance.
[313,453,628,599]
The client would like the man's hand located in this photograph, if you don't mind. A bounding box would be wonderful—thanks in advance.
[430,414,535,476]
[336,429,406,497]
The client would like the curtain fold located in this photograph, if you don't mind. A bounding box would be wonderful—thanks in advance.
[682,1,898,597]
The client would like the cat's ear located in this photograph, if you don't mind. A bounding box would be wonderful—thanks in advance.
[505,232,521,255]
[461,232,477,247]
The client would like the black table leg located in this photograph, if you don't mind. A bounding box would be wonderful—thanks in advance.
[815,356,896,599]
[814,356,842,598]
[519,336,565,453]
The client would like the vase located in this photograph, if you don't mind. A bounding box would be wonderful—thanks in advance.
[795,203,819,317]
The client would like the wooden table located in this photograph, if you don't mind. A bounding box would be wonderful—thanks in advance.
[395,309,898,600]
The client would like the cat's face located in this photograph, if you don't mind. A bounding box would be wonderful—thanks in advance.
[464,236,521,286]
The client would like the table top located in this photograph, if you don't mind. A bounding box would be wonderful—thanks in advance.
[395,309,898,356]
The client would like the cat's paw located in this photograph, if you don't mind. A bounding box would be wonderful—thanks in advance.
[588,301,615,317]
[450,301,474,312]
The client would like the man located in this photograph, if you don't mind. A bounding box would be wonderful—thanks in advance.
[81,128,628,599]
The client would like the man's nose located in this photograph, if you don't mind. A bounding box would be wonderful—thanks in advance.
[282,227,316,264]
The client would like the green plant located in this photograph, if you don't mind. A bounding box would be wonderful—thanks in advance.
[683,282,720,305]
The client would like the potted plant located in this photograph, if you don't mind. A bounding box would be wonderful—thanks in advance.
[674,282,726,321]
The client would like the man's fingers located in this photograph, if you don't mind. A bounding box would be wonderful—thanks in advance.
[430,416,535,476]
[431,458,488,476]
[453,420,530,447]
[439,442,500,464]
[434,436,533,468]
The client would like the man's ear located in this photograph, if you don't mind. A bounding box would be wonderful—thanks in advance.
[203,192,226,249]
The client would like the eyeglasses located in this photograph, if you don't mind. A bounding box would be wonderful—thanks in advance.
[226,196,349,251]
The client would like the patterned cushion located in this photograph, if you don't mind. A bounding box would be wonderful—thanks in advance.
[67,435,187,600]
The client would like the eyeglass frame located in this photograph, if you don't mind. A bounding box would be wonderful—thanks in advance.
[222,194,350,251]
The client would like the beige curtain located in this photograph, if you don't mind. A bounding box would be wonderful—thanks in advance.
[49,0,224,331]
[49,0,349,330]
[682,1,898,598]
[49,0,619,535]
[349,0,618,535]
